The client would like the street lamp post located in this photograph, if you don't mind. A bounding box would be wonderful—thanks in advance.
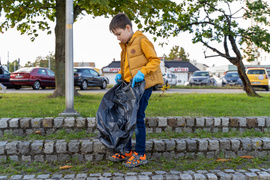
[59,0,80,117]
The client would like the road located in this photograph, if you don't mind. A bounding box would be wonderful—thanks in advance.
[4,87,270,94]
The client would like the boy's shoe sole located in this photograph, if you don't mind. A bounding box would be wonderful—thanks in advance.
[108,152,133,162]
[123,159,148,168]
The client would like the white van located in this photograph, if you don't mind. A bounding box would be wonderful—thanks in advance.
[164,73,177,86]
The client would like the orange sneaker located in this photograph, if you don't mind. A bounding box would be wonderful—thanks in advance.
[108,151,133,162]
[123,152,148,168]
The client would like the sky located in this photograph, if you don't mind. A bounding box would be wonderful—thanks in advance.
[0,15,232,70]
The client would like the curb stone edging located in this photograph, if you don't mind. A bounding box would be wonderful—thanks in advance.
[0,116,270,136]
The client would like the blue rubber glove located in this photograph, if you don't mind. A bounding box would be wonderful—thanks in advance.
[115,74,122,84]
[132,70,145,87]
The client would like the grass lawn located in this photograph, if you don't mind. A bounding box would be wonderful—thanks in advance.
[0,93,270,118]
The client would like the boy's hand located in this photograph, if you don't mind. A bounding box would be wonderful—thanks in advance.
[115,74,122,84]
[132,70,145,87]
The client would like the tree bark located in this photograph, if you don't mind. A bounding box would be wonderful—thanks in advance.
[49,0,66,98]
[232,59,260,97]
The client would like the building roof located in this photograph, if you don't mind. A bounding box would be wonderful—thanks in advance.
[103,60,199,72]
[164,60,199,72]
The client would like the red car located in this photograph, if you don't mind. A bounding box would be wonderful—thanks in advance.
[10,67,55,90]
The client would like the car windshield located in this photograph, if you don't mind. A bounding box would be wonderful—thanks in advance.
[247,69,266,74]
[225,73,239,78]
[14,67,35,73]
[193,72,209,76]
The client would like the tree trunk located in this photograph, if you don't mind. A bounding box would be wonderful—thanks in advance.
[234,59,260,97]
[49,0,66,98]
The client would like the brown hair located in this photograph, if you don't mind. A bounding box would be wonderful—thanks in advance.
[109,13,132,32]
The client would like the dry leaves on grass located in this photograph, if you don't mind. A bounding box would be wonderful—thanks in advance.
[35,131,42,135]
[239,155,254,159]
[59,165,73,170]
[215,158,231,162]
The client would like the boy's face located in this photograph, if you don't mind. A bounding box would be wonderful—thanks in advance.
[112,25,133,44]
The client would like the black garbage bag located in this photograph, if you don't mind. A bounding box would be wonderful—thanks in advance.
[96,80,145,153]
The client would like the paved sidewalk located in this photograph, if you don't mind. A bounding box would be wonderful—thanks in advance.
[2,168,270,179]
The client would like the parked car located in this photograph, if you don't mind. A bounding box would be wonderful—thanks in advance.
[188,71,216,86]
[164,73,177,86]
[246,68,269,91]
[222,72,243,86]
[0,65,13,87]
[74,67,109,90]
[10,67,55,90]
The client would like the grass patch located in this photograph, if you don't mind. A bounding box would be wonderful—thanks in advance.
[1,93,270,118]
[1,129,269,141]
[1,155,270,177]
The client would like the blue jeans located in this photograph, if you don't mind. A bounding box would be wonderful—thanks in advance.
[125,87,153,155]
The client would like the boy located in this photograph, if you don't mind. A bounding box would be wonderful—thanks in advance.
[108,13,164,168]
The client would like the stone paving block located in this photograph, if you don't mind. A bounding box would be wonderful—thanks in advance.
[257,117,266,127]
[44,140,54,154]
[37,174,50,179]
[10,175,23,179]
[138,175,150,180]
[20,118,31,128]
[154,140,165,151]
[230,139,240,151]
[167,117,177,127]
[175,140,186,152]
[9,118,20,128]
[241,138,252,150]
[31,140,43,154]
[46,155,58,162]
[19,141,30,154]
[251,139,262,150]
[193,173,206,180]
[198,139,208,151]
[9,155,19,161]
[232,172,246,180]
[247,117,258,128]
[69,140,80,153]
[245,172,258,179]
[0,118,9,129]
[145,140,153,151]
[214,117,221,126]
[54,117,64,128]
[177,117,185,127]
[5,141,18,154]
[196,117,205,127]
[76,117,86,128]
[34,155,44,162]
[229,118,239,127]
[221,117,229,127]
[205,173,218,180]
[0,141,7,154]
[0,176,8,179]
[263,138,270,150]
[164,139,175,151]
[43,118,53,128]
[31,118,42,128]
[93,140,106,153]
[205,117,214,126]
[186,139,197,152]
[64,117,75,127]
[208,139,219,151]
[219,139,231,150]
[258,172,270,179]
[56,140,67,153]
[239,117,247,127]
[158,117,167,127]
[22,175,36,179]
[87,117,96,128]
[21,155,31,162]
[216,172,232,180]
[180,174,193,180]
[81,140,93,153]
[186,117,195,127]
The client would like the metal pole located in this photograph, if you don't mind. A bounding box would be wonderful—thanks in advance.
[59,0,80,117]
[49,57,51,69]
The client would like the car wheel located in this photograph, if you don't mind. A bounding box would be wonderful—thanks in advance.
[80,80,88,90]
[32,81,41,90]
[153,85,158,91]
[41,86,46,89]
[100,81,107,89]
[266,86,269,91]
[14,85,21,90]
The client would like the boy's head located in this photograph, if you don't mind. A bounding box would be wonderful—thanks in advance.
[109,13,134,43]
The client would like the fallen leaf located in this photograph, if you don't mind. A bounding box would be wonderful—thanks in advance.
[59,165,73,170]
[35,131,42,135]
[216,158,231,162]
[239,155,254,159]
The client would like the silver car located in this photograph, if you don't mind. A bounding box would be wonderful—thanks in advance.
[189,71,216,86]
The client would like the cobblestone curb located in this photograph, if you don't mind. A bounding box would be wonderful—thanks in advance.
[0,116,269,137]
[0,137,270,163]
[2,168,270,179]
